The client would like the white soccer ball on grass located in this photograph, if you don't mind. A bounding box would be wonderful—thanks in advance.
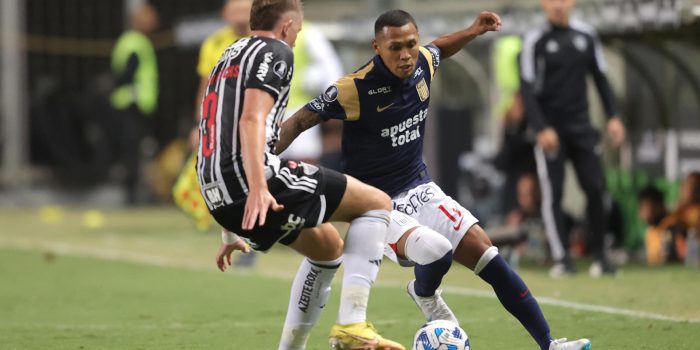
[412,320,470,350]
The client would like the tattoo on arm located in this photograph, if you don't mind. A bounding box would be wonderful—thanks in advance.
[275,109,322,155]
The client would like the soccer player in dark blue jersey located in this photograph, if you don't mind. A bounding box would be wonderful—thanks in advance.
[278,9,590,350]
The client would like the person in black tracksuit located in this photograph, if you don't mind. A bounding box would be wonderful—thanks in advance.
[519,0,625,276]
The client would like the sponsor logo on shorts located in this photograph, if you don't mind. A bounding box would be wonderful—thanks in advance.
[281,214,306,237]
[393,186,435,215]
[301,162,319,176]
[298,267,321,313]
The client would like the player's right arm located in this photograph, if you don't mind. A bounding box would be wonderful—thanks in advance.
[239,88,284,230]
[431,11,501,59]
[240,44,293,230]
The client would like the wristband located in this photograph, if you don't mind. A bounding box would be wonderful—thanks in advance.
[221,230,241,245]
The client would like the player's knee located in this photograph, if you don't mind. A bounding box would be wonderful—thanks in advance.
[366,187,392,211]
[377,191,392,211]
[473,245,499,275]
[405,226,453,265]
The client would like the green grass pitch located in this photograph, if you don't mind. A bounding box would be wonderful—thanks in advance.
[0,207,698,349]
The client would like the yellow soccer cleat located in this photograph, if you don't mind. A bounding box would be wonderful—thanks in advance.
[329,322,405,350]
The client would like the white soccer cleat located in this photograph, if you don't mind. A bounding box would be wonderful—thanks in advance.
[548,338,592,350]
[549,262,576,278]
[589,260,618,278]
[407,280,458,324]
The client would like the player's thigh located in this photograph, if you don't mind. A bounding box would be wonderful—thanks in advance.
[453,224,493,271]
[287,223,344,261]
[328,175,391,223]
[414,192,478,250]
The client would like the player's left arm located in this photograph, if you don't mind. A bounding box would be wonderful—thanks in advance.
[431,11,501,59]
[588,32,625,147]
[275,108,323,155]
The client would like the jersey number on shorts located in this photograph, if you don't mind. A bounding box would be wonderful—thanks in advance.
[438,204,465,231]
[201,91,219,158]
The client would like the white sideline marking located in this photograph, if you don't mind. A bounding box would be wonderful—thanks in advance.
[3,241,700,324]
[439,286,700,324]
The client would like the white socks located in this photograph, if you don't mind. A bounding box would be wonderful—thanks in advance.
[279,257,342,350]
[337,209,390,325]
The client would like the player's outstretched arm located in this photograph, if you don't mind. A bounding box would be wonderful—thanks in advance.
[431,11,501,59]
[275,108,323,155]
[239,88,284,230]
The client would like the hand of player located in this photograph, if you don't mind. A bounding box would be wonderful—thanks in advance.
[606,117,626,149]
[215,241,251,272]
[536,127,560,155]
[470,11,502,35]
[242,187,284,230]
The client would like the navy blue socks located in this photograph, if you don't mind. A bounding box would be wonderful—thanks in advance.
[478,254,552,350]
[413,250,453,297]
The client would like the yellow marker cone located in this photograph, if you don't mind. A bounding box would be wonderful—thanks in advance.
[82,210,105,229]
[39,206,65,224]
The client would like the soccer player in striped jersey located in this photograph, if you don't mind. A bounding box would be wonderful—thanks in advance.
[197,1,402,349]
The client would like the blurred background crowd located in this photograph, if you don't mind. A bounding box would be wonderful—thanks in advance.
[1,0,700,270]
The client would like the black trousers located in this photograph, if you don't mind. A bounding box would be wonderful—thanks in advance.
[534,128,607,262]
[113,105,145,204]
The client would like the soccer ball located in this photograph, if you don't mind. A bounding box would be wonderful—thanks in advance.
[412,320,470,350]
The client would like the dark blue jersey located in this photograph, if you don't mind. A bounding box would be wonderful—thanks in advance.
[306,45,441,197]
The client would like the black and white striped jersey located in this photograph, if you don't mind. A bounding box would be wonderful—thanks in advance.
[520,19,617,134]
[196,36,294,210]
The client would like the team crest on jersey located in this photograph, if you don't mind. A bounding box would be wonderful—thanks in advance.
[416,78,429,101]
[273,60,288,79]
[546,40,559,53]
[573,35,588,52]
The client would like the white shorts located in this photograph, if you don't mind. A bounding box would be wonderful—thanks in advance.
[384,182,479,265]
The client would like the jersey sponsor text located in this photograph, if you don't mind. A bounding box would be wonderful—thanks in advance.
[380,109,427,147]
